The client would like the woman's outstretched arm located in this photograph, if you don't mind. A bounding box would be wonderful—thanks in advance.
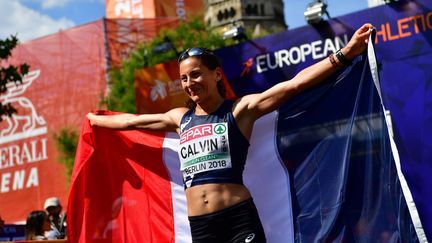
[86,107,188,133]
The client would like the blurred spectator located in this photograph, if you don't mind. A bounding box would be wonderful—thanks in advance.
[25,210,51,240]
[44,197,67,239]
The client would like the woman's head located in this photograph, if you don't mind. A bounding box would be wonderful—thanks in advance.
[178,48,226,108]
[25,210,51,240]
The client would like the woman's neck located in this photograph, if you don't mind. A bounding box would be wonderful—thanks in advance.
[195,96,225,115]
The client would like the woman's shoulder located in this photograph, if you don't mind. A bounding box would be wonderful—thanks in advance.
[170,106,189,113]
[231,95,255,113]
[169,107,189,117]
[166,107,190,125]
[231,95,262,122]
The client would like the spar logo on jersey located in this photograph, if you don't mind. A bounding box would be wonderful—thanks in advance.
[180,124,213,144]
[214,124,226,134]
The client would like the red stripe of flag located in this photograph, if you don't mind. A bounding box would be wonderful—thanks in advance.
[68,116,175,242]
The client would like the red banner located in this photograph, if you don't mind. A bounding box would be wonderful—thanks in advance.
[135,60,237,113]
[106,0,155,18]
[106,0,203,19]
[0,20,107,223]
[155,0,204,20]
[104,18,179,66]
[134,60,187,114]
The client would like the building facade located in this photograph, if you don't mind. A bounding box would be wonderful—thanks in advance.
[204,0,286,34]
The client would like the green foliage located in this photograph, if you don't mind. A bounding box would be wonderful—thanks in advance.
[0,35,30,121]
[54,129,79,181]
[104,17,236,113]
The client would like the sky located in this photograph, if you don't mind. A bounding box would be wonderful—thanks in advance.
[0,0,368,42]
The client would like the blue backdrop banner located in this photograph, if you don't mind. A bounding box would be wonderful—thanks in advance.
[215,0,431,241]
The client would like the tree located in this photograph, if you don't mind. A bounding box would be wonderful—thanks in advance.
[54,129,79,181]
[0,35,29,121]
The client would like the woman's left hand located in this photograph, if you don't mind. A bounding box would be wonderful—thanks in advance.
[342,23,374,60]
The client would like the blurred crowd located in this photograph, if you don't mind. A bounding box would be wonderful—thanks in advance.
[0,197,67,241]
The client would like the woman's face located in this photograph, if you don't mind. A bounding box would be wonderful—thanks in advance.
[179,57,221,104]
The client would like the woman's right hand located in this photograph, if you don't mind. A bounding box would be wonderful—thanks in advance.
[86,111,114,127]
[86,112,97,126]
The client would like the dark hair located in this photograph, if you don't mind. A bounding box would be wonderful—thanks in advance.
[178,47,220,69]
[178,47,226,108]
[25,210,48,240]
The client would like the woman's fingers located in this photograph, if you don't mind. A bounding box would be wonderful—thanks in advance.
[357,23,373,34]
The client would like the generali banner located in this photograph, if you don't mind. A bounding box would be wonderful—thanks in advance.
[106,0,204,20]
[0,21,107,223]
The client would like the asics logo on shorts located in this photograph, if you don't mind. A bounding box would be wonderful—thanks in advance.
[245,233,255,242]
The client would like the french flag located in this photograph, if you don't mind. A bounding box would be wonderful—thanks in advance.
[67,111,292,243]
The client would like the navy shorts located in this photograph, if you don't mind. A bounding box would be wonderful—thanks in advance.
[188,198,266,243]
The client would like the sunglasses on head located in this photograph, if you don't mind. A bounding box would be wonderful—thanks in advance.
[178,47,212,62]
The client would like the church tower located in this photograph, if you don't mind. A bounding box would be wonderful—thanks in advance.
[204,0,287,35]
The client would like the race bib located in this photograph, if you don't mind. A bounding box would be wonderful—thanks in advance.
[179,122,231,177]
